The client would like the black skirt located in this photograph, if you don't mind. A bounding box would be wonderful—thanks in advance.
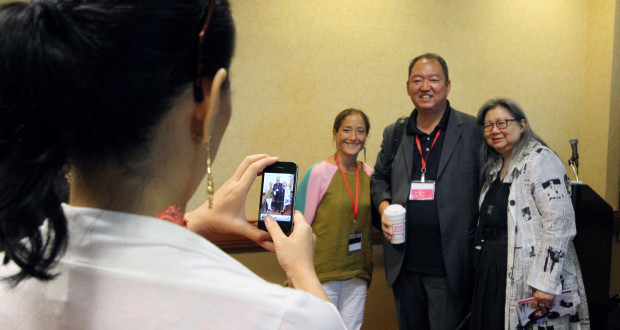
[470,177,511,329]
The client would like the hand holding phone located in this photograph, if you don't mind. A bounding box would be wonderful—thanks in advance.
[263,212,314,273]
[258,161,298,235]
[185,154,276,250]
[264,212,329,301]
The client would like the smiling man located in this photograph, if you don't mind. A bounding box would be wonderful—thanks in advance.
[371,53,484,329]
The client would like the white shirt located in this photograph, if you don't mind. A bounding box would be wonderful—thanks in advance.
[0,204,345,329]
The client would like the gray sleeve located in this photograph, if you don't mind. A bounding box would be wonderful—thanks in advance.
[370,122,397,210]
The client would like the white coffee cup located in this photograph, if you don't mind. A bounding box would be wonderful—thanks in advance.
[384,204,406,244]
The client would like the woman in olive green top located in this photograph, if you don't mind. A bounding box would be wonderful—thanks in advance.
[264,184,274,211]
[296,108,373,330]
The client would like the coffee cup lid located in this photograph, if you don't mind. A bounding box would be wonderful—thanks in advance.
[384,204,406,216]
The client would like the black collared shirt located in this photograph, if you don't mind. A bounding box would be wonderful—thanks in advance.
[403,103,451,275]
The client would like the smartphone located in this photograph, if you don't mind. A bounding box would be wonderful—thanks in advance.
[257,161,298,235]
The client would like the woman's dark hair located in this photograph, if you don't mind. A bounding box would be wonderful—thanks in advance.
[0,0,235,285]
[333,108,370,134]
[476,98,546,182]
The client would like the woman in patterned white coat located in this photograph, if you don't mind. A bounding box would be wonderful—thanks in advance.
[471,98,589,329]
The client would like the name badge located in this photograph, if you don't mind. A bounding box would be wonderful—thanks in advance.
[409,181,435,200]
[348,233,362,252]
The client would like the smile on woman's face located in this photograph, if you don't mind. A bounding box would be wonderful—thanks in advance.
[334,114,367,158]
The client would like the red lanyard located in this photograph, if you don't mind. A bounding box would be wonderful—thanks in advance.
[334,153,359,221]
[415,129,441,173]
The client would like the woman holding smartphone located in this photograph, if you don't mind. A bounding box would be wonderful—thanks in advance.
[296,108,374,330]
[0,1,345,328]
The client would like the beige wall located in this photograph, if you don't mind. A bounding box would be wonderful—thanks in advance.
[608,0,620,297]
[189,0,619,212]
[182,1,620,326]
[612,0,620,212]
[584,0,616,207]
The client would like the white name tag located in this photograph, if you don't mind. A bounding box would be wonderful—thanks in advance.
[409,181,435,200]
[348,233,362,252]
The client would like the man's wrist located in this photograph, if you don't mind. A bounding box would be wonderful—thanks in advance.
[379,200,390,214]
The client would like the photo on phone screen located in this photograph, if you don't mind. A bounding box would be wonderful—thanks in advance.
[258,161,297,235]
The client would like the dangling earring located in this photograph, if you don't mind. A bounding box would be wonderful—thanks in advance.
[204,140,214,208]
[363,145,366,162]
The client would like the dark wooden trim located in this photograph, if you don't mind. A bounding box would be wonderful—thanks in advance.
[209,220,259,250]
[212,211,620,250]
[211,220,384,251]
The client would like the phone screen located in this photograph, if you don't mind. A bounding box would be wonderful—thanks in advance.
[258,161,297,235]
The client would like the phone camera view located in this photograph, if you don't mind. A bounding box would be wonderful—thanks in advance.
[259,173,295,222]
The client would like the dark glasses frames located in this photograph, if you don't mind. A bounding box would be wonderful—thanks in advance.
[193,0,215,103]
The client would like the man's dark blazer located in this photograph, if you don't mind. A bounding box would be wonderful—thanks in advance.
[370,105,483,299]
[273,182,284,210]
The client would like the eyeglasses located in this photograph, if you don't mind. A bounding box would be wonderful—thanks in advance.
[483,119,518,131]
[193,0,215,103]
